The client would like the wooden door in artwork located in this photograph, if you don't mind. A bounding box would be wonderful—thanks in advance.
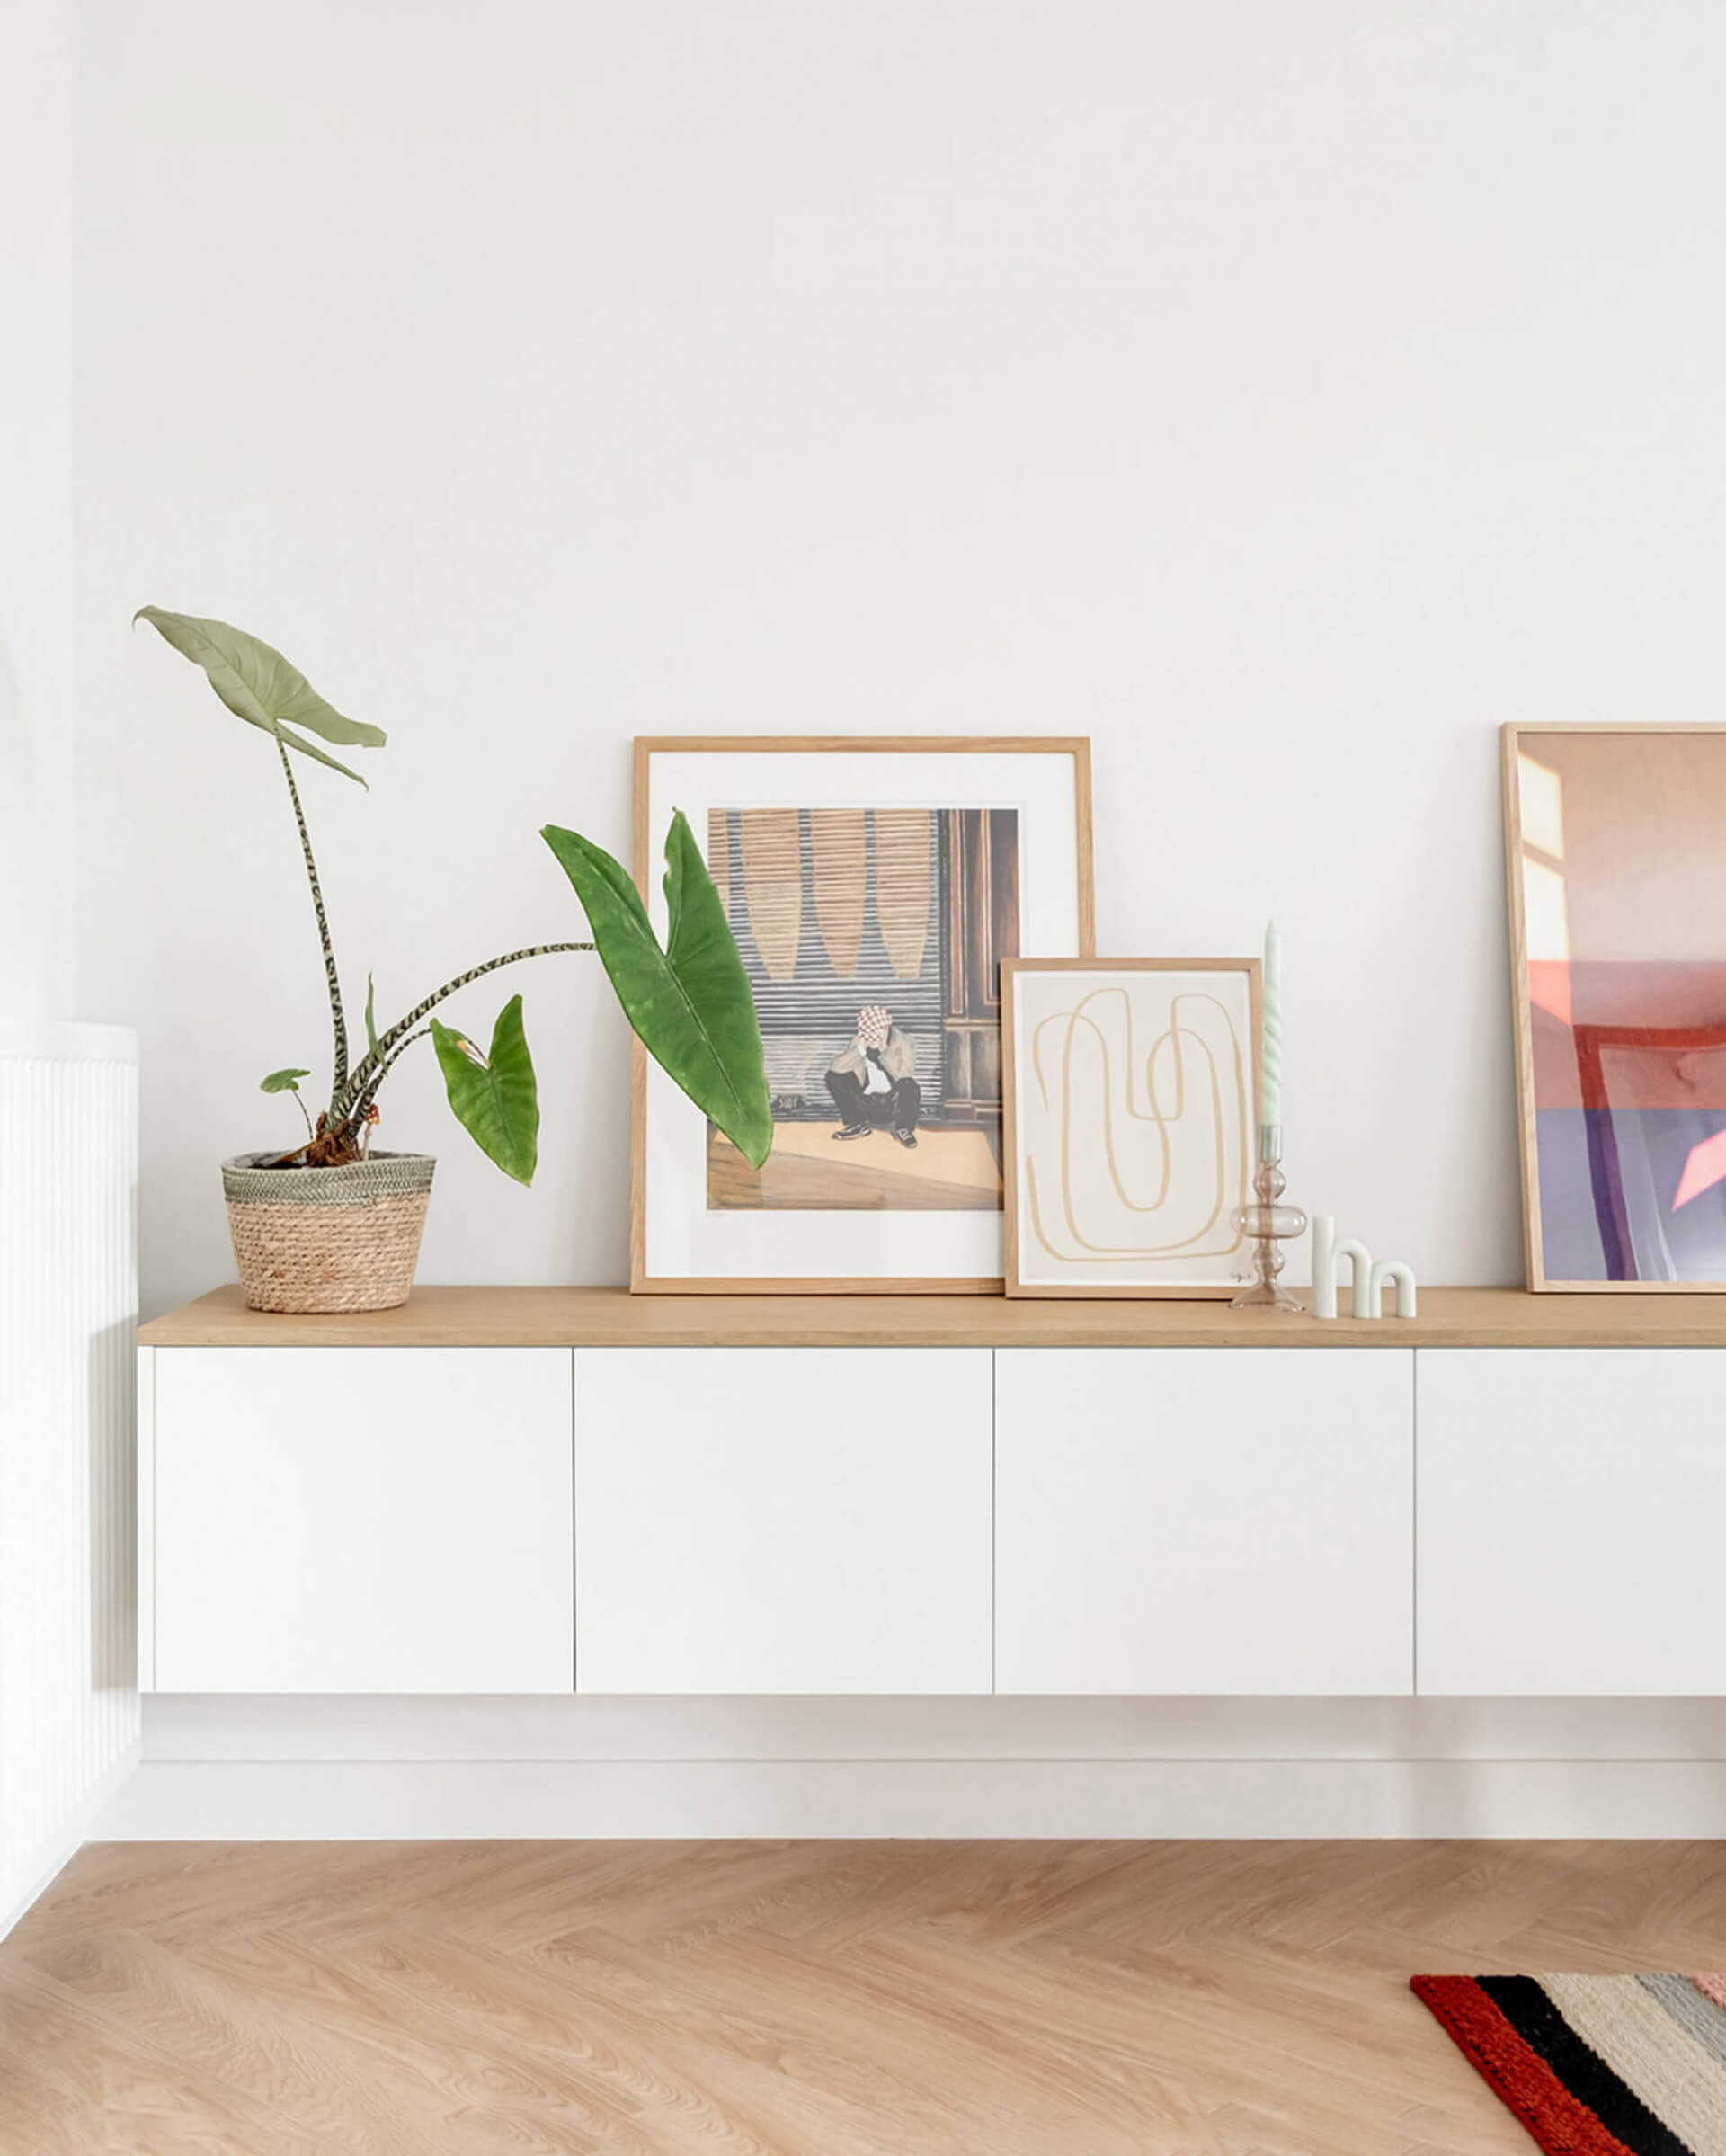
[939,808,1019,1146]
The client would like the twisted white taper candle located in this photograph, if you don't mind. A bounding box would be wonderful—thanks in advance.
[1260,919,1283,1127]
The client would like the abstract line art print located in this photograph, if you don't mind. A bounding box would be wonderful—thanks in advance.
[1003,958,1261,1296]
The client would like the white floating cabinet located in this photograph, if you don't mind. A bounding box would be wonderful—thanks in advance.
[149,1348,573,1693]
[1417,1350,1726,1695]
[574,1349,993,1694]
[137,1297,1726,1706]
[994,1349,1414,1695]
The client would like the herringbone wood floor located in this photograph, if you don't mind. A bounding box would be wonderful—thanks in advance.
[2,1840,1722,2153]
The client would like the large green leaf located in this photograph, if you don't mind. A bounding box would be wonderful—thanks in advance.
[135,606,386,786]
[431,995,538,1186]
[541,810,771,1169]
[260,1067,310,1093]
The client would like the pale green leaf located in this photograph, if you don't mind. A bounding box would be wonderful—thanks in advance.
[135,606,385,785]
[260,1067,311,1093]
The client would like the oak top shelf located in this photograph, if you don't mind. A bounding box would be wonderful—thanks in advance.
[138,1284,1726,1349]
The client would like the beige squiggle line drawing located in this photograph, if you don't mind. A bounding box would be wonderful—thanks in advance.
[1025,984,1249,1262]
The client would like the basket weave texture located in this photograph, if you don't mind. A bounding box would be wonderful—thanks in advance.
[222,1152,435,1313]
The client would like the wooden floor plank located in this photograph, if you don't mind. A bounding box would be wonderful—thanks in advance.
[4,1839,1717,2153]
[0,1960,336,2156]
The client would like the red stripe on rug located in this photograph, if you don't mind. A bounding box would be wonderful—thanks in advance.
[1411,1976,1640,2156]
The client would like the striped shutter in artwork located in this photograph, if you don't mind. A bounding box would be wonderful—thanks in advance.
[738,809,803,982]
[808,810,867,977]
[873,809,933,982]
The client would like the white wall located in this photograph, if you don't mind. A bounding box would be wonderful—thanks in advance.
[70,0,1726,1314]
[2,0,76,1019]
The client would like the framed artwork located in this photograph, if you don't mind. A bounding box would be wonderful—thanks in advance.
[1001,958,1261,1298]
[631,737,1093,1292]
[1506,723,1726,1291]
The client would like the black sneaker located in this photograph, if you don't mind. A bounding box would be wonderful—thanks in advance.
[832,1124,873,1141]
[891,1127,918,1148]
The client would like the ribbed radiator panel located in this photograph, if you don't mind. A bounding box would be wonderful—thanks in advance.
[0,1022,140,1931]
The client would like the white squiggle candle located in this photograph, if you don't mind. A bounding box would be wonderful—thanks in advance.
[1260,919,1283,1128]
[1312,1213,1335,1317]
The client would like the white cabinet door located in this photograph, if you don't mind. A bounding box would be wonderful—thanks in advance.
[995,1350,1413,1694]
[1419,1349,1726,1695]
[575,1349,992,1693]
[153,1349,572,1693]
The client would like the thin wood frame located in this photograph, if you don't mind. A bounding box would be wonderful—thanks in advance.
[631,736,1095,1295]
[1001,956,1262,1300]
[1503,720,1726,1292]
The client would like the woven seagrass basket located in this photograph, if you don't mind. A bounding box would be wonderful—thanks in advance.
[222,1151,436,1313]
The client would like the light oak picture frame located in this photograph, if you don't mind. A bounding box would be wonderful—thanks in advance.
[1002,956,1262,1299]
[631,737,1094,1294]
[1504,721,1726,1292]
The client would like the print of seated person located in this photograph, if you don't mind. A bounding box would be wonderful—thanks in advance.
[826,1004,920,1149]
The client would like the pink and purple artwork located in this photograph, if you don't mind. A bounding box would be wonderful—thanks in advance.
[1510,727,1726,1287]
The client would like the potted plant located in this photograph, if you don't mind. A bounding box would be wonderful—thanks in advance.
[138,606,770,1312]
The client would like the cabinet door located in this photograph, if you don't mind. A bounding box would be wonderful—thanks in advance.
[995,1349,1412,1694]
[1418,1349,1726,1695]
[575,1349,992,1693]
[153,1349,573,1693]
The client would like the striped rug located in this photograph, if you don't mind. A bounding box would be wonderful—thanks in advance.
[1413,1973,1726,2154]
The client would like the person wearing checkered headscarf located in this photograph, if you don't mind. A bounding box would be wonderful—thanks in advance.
[827,1004,921,1147]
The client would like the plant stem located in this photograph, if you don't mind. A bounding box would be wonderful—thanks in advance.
[276,733,349,1090]
[352,1024,431,1121]
[331,942,593,1120]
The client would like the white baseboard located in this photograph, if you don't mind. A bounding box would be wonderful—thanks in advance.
[94,1754,1726,1841]
[134,1691,1726,1762]
[96,1700,1726,1841]
[2,1744,139,1942]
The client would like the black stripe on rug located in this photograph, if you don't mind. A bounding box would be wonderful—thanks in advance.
[1476,1975,1693,2156]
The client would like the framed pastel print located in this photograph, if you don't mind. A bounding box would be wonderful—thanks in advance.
[1505,723,1726,1290]
[1001,958,1261,1298]
[631,737,1094,1292]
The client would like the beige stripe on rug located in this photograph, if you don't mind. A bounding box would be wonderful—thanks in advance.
[1542,1973,1726,2155]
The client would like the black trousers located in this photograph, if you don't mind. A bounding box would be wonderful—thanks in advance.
[828,1067,921,1136]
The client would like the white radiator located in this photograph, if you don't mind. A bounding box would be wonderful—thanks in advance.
[0,1021,139,1935]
